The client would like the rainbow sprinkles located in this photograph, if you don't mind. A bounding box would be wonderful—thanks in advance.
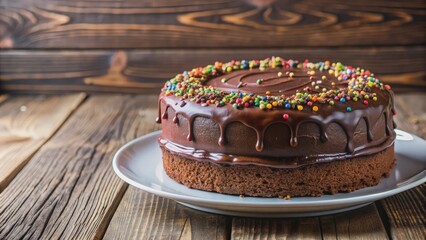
[162,57,393,113]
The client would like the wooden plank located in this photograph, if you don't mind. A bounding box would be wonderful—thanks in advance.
[0,0,424,48]
[320,204,388,240]
[0,47,425,94]
[231,217,321,239]
[379,185,425,240]
[0,93,85,191]
[104,187,231,240]
[230,204,387,239]
[376,93,426,240]
[0,95,158,239]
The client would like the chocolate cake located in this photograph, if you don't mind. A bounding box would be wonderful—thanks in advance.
[156,57,396,197]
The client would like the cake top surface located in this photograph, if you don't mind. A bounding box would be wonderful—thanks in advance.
[161,57,393,113]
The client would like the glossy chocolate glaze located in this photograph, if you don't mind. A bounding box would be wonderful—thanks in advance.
[157,67,396,168]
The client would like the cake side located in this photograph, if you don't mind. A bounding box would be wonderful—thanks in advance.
[162,145,395,197]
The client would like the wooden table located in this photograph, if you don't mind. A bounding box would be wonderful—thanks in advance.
[0,93,424,240]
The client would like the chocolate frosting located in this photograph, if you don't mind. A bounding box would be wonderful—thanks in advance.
[157,61,396,168]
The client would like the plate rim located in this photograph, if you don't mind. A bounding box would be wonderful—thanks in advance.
[112,130,426,208]
[177,202,372,218]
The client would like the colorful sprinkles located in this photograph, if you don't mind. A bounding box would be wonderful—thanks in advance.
[162,57,391,113]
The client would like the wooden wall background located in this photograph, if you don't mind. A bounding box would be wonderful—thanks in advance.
[0,0,425,93]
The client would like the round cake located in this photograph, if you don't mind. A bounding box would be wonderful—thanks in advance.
[156,57,396,197]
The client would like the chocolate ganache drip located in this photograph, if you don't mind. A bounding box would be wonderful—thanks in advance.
[156,58,396,168]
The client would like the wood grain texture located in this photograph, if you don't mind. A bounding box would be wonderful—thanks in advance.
[0,0,425,48]
[229,204,387,239]
[231,216,321,239]
[0,94,158,240]
[104,187,230,240]
[320,204,388,240]
[379,185,425,240]
[377,93,426,240]
[0,47,425,94]
[0,93,85,191]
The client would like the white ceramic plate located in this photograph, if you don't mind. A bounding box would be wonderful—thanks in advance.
[112,130,426,217]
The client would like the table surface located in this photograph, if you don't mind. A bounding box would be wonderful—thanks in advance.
[0,93,424,240]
